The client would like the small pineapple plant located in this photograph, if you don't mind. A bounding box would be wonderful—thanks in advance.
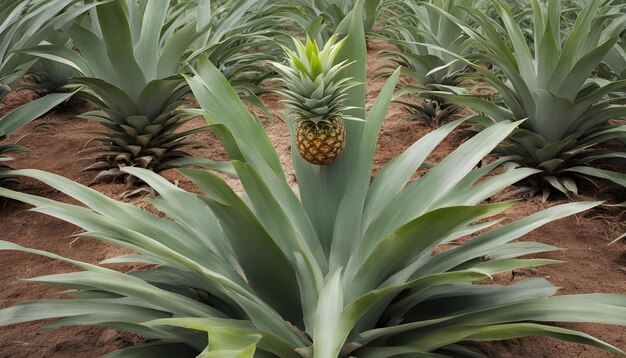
[379,0,476,127]
[406,99,462,127]
[272,35,354,165]
[20,33,79,97]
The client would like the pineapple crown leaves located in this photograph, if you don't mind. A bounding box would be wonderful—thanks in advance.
[271,34,359,125]
[287,34,345,81]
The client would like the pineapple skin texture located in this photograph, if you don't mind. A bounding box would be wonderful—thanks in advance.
[296,116,346,165]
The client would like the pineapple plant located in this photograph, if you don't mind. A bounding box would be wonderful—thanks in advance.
[1,3,626,357]
[394,95,464,128]
[0,0,89,100]
[272,35,354,165]
[22,0,280,183]
[20,33,79,97]
[426,0,626,196]
[379,0,476,127]
[0,1,94,181]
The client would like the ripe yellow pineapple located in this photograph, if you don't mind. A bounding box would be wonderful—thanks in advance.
[295,116,345,165]
[272,35,354,165]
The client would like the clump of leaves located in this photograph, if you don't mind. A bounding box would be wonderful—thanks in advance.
[380,0,475,127]
[20,33,79,97]
[25,0,277,183]
[0,1,94,183]
[0,0,89,100]
[427,0,626,197]
[393,88,467,128]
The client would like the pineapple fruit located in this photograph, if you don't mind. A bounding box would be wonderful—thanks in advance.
[295,116,345,165]
[273,35,354,165]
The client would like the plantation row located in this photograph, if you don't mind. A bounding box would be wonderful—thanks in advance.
[0,0,624,357]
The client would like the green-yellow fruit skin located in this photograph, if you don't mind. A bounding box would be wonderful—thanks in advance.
[296,116,345,165]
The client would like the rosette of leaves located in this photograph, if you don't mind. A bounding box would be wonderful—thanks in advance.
[424,0,626,197]
[23,0,211,183]
[1,7,625,357]
[392,90,467,128]
[0,0,85,100]
[24,0,283,183]
[182,0,284,114]
[20,32,79,97]
[0,0,97,180]
[379,0,475,127]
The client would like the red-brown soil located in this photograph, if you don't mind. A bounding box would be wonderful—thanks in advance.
[0,40,624,358]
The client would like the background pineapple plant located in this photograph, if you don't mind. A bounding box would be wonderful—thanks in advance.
[379,0,475,127]
[21,0,281,183]
[426,0,626,196]
[272,35,354,165]
[0,0,96,177]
